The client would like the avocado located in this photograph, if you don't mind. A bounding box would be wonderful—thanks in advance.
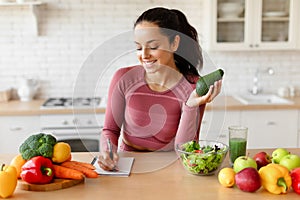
[196,69,224,96]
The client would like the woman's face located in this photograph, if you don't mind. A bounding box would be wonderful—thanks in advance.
[134,21,179,74]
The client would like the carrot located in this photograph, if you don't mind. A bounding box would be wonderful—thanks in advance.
[61,162,98,178]
[53,164,85,180]
[67,160,96,170]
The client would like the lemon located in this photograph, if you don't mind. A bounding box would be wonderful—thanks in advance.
[218,167,236,188]
[52,142,71,163]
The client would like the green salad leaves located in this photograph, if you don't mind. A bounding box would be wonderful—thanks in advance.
[180,141,226,175]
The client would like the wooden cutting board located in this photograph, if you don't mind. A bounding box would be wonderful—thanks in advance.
[18,178,84,191]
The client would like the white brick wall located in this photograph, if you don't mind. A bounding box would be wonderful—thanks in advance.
[0,0,299,99]
[210,51,300,96]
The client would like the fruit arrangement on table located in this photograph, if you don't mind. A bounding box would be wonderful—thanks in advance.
[218,147,300,195]
[1,132,99,198]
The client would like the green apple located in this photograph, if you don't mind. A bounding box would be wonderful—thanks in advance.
[272,148,289,164]
[233,156,257,173]
[279,154,300,171]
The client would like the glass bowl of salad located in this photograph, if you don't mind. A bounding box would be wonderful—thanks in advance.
[176,140,229,176]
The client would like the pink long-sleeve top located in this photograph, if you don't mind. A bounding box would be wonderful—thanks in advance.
[101,65,205,152]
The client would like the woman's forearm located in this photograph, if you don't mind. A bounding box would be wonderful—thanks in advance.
[174,104,205,148]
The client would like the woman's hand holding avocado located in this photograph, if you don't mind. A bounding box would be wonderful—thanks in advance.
[186,79,222,107]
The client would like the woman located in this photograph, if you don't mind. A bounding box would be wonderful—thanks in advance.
[98,7,222,170]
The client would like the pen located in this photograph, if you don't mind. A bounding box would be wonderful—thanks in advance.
[91,156,97,165]
[107,138,118,171]
[107,138,114,160]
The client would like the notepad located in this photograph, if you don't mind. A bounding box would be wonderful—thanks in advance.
[92,157,135,177]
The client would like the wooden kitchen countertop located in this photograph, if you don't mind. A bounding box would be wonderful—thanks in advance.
[1,149,300,200]
[1,96,300,116]
[0,99,106,116]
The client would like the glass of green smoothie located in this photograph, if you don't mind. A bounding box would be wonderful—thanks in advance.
[228,126,248,166]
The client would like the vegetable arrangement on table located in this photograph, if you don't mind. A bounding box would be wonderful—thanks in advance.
[10,132,98,186]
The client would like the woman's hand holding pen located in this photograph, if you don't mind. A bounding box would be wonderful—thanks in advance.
[97,139,119,171]
[186,80,222,107]
[97,152,119,171]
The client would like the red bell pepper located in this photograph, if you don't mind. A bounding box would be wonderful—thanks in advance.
[20,156,54,184]
[290,167,300,194]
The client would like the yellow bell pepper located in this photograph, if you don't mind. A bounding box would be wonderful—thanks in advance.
[0,164,18,198]
[258,163,292,194]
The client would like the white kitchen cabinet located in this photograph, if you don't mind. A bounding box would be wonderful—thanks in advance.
[241,110,298,149]
[0,1,45,35]
[40,113,104,152]
[204,0,298,51]
[200,110,241,145]
[0,116,40,154]
[40,114,104,129]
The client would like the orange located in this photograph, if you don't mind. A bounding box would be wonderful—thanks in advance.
[10,154,26,178]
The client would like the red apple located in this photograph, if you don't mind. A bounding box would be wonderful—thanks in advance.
[235,167,261,192]
[253,151,272,169]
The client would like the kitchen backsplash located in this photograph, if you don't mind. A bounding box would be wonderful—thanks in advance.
[0,0,300,99]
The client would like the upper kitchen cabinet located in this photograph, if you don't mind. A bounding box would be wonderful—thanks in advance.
[0,1,45,35]
[204,0,298,51]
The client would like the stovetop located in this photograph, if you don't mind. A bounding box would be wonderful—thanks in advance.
[41,97,102,109]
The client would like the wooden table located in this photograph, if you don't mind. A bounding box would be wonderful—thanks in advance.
[1,149,300,200]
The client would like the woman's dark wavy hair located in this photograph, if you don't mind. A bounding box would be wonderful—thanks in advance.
[134,7,203,83]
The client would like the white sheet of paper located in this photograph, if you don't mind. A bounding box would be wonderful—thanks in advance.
[93,157,135,177]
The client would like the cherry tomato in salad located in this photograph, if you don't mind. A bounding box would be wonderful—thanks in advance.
[194,150,203,154]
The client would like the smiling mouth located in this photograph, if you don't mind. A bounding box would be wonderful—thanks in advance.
[143,60,156,67]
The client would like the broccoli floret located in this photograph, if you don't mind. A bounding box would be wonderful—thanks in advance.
[19,143,29,154]
[21,149,39,160]
[38,143,54,158]
[44,134,57,146]
[38,134,46,143]
[19,133,57,160]
[28,140,40,149]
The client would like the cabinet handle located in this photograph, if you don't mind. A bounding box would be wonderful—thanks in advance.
[10,127,22,131]
[267,121,276,126]
[249,44,253,47]
[62,120,69,125]
[255,44,259,47]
